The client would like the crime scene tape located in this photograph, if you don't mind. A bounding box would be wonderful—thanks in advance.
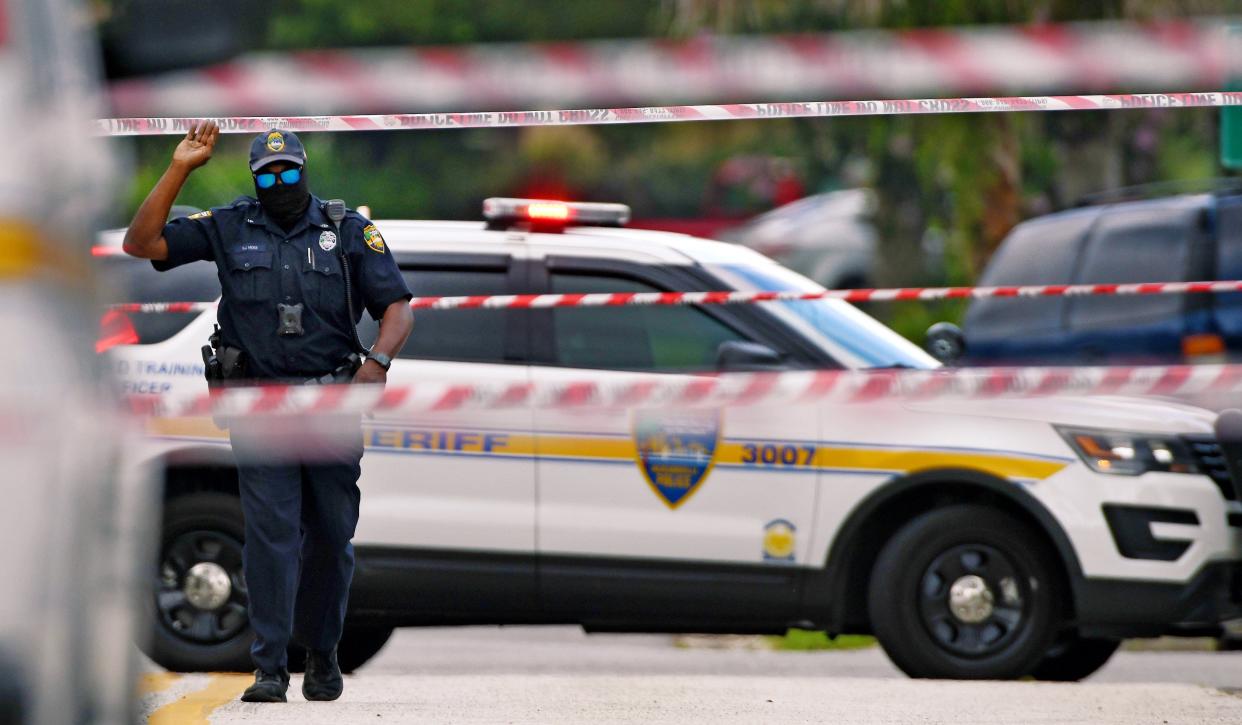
[106,279,1242,315]
[97,91,1242,137]
[140,364,1242,419]
[108,19,1242,117]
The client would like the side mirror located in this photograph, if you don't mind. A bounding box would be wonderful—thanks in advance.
[925,322,965,364]
[716,341,786,371]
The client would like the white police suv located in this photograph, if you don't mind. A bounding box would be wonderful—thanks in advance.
[101,199,1242,680]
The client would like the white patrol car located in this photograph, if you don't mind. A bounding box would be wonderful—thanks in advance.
[102,199,1242,680]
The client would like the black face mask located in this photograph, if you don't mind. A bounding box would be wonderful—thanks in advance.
[255,170,310,230]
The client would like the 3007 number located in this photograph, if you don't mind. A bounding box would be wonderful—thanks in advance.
[741,443,815,467]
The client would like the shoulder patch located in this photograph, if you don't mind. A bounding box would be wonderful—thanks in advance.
[362,224,385,253]
[187,210,213,220]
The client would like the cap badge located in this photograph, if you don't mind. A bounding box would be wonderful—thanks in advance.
[266,131,285,152]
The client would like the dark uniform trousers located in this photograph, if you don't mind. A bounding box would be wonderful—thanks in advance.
[229,415,363,673]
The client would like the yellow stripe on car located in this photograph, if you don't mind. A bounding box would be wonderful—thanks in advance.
[536,434,633,460]
[146,421,1068,482]
[808,445,1065,481]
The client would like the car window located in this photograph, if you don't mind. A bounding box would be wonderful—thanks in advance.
[965,209,1098,337]
[397,267,510,364]
[1216,196,1242,279]
[1212,195,1242,336]
[709,262,938,369]
[550,272,747,371]
[1067,201,1201,330]
[98,255,220,344]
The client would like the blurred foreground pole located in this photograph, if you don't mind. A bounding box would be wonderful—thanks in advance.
[0,1,151,724]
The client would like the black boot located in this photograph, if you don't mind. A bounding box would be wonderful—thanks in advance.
[302,648,344,701]
[241,669,289,703]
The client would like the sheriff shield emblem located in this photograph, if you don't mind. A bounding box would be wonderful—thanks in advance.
[632,409,721,509]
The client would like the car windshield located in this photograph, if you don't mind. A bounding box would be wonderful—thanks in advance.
[709,262,939,370]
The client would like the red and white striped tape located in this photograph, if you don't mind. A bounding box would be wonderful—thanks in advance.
[141,364,1242,418]
[97,91,1242,137]
[106,279,1242,316]
[109,20,1242,117]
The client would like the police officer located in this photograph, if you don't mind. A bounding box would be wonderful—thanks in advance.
[122,121,414,703]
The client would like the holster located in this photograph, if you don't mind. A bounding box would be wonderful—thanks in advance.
[202,326,248,429]
[202,326,248,387]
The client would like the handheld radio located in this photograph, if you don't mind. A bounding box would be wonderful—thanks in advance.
[325,198,366,356]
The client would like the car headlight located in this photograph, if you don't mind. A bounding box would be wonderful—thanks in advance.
[1056,427,1200,476]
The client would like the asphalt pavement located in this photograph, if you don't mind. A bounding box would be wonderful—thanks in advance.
[139,626,1242,724]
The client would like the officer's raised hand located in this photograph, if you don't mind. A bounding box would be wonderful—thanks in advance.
[122,119,220,260]
[172,120,220,171]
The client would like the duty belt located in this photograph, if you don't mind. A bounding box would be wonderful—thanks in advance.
[301,352,364,386]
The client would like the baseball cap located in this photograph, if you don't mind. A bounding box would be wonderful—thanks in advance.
[249,129,307,172]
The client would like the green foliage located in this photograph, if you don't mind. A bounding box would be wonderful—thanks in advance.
[652,0,1227,35]
[268,0,661,47]
[122,135,256,216]
[768,629,876,651]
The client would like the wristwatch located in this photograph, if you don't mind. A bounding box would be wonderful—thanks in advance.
[366,350,393,371]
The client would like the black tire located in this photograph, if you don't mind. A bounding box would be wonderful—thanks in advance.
[143,492,253,672]
[867,504,1062,679]
[338,626,395,673]
[1029,635,1120,681]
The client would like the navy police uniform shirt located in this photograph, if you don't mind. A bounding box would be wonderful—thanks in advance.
[154,195,412,379]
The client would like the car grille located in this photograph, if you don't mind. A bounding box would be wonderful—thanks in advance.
[1184,435,1238,502]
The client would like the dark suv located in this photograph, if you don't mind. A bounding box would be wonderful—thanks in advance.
[954,189,1242,366]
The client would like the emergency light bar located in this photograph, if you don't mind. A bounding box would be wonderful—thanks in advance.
[482,198,631,229]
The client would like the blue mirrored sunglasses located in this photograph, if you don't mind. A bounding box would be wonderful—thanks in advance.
[254,168,302,189]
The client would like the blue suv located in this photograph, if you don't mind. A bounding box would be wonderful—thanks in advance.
[947,188,1242,366]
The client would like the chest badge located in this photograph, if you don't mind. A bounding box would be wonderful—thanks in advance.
[632,409,721,509]
[318,230,338,251]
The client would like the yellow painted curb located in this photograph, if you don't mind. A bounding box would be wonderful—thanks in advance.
[148,673,251,725]
[136,672,182,697]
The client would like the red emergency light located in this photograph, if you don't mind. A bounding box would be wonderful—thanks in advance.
[483,197,631,230]
[97,310,139,353]
[525,201,572,221]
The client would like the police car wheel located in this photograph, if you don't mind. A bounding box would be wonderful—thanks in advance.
[143,493,253,672]
[1029,635,1120,681]
[867,504,1061,680]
